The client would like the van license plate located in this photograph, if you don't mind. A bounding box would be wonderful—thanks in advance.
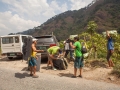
[10,54,15,56]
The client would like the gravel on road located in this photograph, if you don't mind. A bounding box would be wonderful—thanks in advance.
[0,67,120,90]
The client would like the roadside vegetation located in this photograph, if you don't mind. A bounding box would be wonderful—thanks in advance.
[59,21,120,77]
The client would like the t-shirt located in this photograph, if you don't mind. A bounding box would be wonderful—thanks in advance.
[107,37,114,50]
[47,46,60,55]
[31,51,37,57]
[74,41,82,57]
[64,39,74,50]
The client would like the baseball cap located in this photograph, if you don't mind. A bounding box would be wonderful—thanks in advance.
[32,38,38,42]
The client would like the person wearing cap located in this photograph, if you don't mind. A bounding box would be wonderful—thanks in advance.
[106,30,114,68]
[47,46,62,70]
[29,38,44,78]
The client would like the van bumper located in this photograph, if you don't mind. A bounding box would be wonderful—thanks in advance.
[7,52,23,58]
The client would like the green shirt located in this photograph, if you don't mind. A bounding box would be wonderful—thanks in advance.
[47,46,60,55]
[74,41,82,57]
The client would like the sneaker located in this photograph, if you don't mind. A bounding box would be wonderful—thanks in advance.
[78,75,82,78]
[71,76,77,78]
[30,74,33,76]
[46,67,49,70]
[52,67,57,71]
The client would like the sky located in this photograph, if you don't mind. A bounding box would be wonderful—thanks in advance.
[0,0,93,36]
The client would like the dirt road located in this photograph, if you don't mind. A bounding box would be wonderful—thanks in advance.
[0,56,120,85]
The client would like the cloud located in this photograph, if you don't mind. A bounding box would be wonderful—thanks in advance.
[50,0,68,13]
[0,0,93,36]
[69,0,92,10]
[0,11,40,35]
[1,0,67,22]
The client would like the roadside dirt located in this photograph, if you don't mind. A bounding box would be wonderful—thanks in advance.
[0,56,120,85]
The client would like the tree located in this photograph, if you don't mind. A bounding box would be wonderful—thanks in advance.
[87,21,97,36]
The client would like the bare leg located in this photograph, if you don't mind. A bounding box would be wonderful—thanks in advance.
[74,68,77,76]
[32,66,39,78]
[33,66,36,75]
[110,60,114,67]
[107,60,111,67]
[79,68,82,76]
[47,60,50,67]
[49,60,54,68]
[30,66,32,74]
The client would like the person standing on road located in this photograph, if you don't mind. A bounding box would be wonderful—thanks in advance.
[47,46,62,70]
[64,38,74,60]
[29,38,44,78]
[106,31,114,68]
[70,36,83,78]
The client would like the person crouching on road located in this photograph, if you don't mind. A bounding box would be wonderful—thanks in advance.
[47,46,62,70]
[29,38,44,78]
[70,36,83,78]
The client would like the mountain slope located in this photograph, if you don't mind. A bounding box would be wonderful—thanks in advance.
[20,0,120,40]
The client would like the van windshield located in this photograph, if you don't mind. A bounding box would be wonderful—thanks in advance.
[37,38,54,43]
[2,37,13,44]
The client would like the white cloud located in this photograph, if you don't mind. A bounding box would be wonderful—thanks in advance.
[50,0,68,12]
[0,11,40,35]
[70,0,92,10]
[1,0,50,21]
[0,0,93,36]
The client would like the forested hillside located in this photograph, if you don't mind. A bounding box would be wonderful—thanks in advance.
[18,0,120,40]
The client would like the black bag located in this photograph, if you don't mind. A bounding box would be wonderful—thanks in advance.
[23,37,32,60]
[81,42,88,54]
[81,46,87,54]
[53,58,68,70]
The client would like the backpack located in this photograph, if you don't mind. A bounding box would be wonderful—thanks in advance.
[81,42,88,54]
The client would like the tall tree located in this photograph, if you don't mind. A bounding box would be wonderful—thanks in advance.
[87,21,97,36]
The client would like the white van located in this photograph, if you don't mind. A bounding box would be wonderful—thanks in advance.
[0,34,32,59]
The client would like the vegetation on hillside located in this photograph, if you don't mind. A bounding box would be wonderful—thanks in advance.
[59,20,120,76]
[16,0,120,40]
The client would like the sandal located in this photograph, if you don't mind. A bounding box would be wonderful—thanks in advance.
[106,66,112,69]
[30,74,33,76]
[33,75,39,78]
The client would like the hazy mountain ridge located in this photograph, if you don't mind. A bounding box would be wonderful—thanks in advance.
[17,0,120,40]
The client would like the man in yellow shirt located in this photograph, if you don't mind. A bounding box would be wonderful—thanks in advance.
[29,38,44,78]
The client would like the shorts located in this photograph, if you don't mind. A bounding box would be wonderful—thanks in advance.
[29,57,37,66]
[74,56,83,68]
[106,50,113,61]
[47,52,57,61]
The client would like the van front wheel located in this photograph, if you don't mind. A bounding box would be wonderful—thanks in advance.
[8,57,13,60]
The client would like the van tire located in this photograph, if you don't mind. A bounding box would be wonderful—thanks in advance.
[8,57,13,60]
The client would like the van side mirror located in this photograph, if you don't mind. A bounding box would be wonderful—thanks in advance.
[58,39,60,42]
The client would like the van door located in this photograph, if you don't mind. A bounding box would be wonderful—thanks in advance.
[1,37,15,53]
[14,36,21,52]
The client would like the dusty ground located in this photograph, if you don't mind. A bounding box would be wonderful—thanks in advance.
[0,56,120,85]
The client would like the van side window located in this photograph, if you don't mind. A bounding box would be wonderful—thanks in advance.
[15,37,19,43]
[2,37,13,44]
[22,36,27,42]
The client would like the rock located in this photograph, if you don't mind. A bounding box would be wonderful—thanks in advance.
[108,76,115,81]
[83,67,91,71]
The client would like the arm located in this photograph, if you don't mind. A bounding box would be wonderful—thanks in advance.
[32,44,44,53]
[70,42,76,49]
[106,30,110,38]
[35,55,38,60]
[57,53,63,58]
[49,54,57,60]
